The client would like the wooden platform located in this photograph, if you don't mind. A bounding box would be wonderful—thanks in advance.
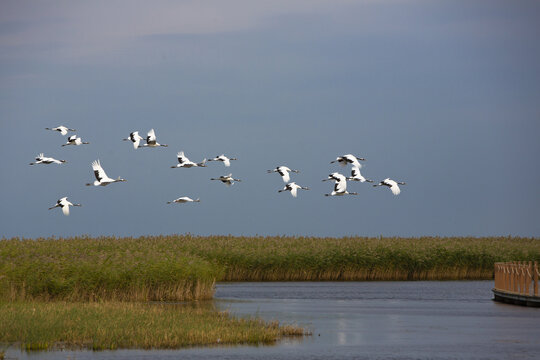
[492,288,540,307]
[493,261,539,307]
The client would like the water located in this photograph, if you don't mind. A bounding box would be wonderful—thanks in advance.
[5,281,540,359]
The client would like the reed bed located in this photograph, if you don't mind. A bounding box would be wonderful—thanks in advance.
[1,236,539,302]
[0,236,223,301]
[164,235,540,281]
[0,301,305,350]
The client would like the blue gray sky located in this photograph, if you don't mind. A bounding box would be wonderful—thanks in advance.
[1,0,539,238]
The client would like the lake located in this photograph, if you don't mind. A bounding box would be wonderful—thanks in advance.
[7,281,540,359]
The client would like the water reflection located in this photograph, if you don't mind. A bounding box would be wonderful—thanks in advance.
[335,316,346,345]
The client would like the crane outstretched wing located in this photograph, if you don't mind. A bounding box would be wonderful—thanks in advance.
[130,132,141,148]
[147,129,156,144]
[334,179,347,193]
[91,160,108,182]
[278,168,290,183]
[381,179,400,195]
[177,151,188,164]
[219,155,231,167]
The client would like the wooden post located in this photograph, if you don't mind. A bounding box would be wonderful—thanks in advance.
[521,261,528,295]
[517,261,520,294]
[507,263,511,291]
[495,264,500,289]
[518,261,525,294]
[497,264,501,290]
[505,263,510,292]
[498,263,501,290]
[500,264,503,290]
[517,262,521,293]
[520,262,525,294]
[505,263,509,291]
[533,261,538,296]
[526,261,532,295]
[494,264,498,289]
[512,262,516,292]
[519,262,523,294]
[513,261,519,292]
[509,262,513,292]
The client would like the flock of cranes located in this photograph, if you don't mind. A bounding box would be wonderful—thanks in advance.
[34,126,406,216]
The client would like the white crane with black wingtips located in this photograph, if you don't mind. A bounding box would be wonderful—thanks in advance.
[330,154,365,168]
[85,160,126,186]
[171,151,207,168]
[347,166,373,183]
[123,131,145,149]
[373,178,406,195]
[142,129,168,147]
[322,172,357,196]
[45,125,76,136]
[167,197,200,204]
[278,182,309,198]
[48,197,81,216]
[208,154,237,167]
[210,174,241,186]
[62,135,89,146]
[29,153,66,165]
[267,166,299,183]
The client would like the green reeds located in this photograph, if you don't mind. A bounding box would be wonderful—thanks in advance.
[0,236,223,301]
[1,235,539,302]
[155,235,540,281]
[0,301,305,350]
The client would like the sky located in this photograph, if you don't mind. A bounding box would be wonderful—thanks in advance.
[1,0,539,239]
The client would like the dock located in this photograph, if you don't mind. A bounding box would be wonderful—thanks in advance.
[493,261,540,307]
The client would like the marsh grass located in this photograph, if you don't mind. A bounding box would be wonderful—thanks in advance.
[0,235,536,352]
[0,236,222,301]
[161,235,540,281]
[0,301,305,350]
[1,236,539,302]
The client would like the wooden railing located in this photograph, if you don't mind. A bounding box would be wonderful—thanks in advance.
[494,261,539,297]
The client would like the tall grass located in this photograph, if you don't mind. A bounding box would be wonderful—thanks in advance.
[157,235,540,281]
[1,236,539,302]
[0,301,305,350]
[0,236,223,301]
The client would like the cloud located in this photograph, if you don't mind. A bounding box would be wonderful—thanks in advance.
[0,1,373,61]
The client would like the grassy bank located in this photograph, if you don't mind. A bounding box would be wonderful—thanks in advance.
[1,236,539,302]
[0,301,304,350]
